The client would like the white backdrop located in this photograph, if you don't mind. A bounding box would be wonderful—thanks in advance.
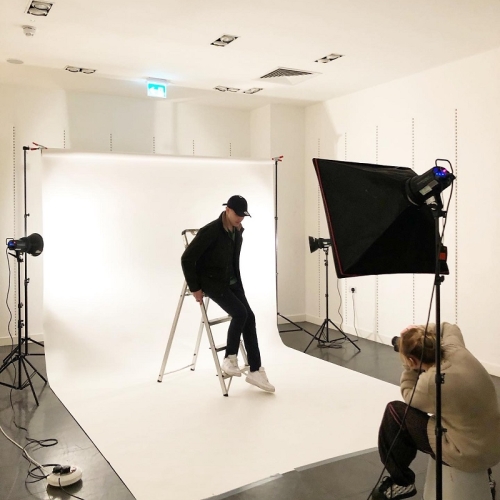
[41,150,400,500]
[42,151,278,389]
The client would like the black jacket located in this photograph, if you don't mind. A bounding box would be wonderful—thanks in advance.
[181,212,244,295]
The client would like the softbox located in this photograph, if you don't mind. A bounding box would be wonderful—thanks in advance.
[313,158,449,278]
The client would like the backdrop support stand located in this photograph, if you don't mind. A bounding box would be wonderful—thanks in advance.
[0,146,46,405]
[273,156,313,336]
[304,246,360,353]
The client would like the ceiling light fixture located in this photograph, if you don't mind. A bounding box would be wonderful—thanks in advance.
[7,59,24,65]
[243,88,263,94]
[211,34,238,47]
[64,66,96,74]
[214,86,241,93]
[22,25,36,37]
[315,53,343,64]
[26,1,53,16]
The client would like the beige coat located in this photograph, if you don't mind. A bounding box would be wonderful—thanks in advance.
[400,322,500,472]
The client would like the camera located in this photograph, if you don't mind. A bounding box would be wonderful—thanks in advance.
[391,336,400,352]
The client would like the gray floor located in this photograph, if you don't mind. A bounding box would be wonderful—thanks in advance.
[0,323,498,500]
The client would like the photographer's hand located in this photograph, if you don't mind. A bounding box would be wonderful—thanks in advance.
[405,356,424,372]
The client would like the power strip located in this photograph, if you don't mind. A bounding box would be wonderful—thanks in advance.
[47,465,83,487]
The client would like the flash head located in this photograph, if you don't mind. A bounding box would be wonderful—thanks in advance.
[7,233,44,256]
[308,236,332,253]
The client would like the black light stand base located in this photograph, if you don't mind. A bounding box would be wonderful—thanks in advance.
[277,312,314,335]
[0,339,47,406]
[304,318,360,353]
[304,245,361,354]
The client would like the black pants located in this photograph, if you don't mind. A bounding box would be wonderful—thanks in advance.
[379,401,434,486]
[206,283,261,372]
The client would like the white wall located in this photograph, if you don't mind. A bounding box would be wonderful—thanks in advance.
[0,85,306,345]
[305,46,500,376]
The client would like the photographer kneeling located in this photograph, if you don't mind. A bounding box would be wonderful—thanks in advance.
[372,322,500,500]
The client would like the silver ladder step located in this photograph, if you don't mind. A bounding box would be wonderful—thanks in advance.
[207,315,231,326]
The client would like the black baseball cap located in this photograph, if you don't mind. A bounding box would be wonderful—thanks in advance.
[223,195,251,217]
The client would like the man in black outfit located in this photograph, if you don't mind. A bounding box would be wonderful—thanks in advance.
[181,195,275,393]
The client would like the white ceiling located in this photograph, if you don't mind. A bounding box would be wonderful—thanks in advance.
[2,0,500,108]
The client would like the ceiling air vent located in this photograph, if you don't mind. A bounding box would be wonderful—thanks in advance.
[259,67,319,85]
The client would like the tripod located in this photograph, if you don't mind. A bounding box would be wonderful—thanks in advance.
[304,245,360,353]
[0,251,46,405]
[0,145,46,406]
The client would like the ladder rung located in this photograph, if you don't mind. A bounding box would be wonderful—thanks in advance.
[220,365,249,379]
[207,315,231,326]
[213,344,227,352]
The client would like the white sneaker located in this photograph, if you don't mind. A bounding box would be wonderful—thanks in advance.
[222,355,242,377]
[245,367,275,393]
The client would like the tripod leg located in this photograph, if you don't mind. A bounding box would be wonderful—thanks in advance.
[20,357,39,406]
[277,313,314,336]
[303,321,327,353]
[23,356,47,384]
[0,345,21,371]
[327,319,361,352]
[26,338,44,349]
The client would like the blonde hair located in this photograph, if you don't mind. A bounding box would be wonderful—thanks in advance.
[399,325,437,365]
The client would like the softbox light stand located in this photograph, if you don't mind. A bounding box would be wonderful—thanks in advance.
[0,146,46,405]
[273,156,313,337]
[312,157,455,500]
[303,244,360,353]
[431,200,445,500]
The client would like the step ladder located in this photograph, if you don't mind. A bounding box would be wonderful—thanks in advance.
[157,229,248,396]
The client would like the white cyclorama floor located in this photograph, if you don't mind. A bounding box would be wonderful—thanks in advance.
[45,331,400,500]
[39,153,400,500]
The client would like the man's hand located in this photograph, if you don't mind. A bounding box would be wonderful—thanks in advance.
[192,289,204,303]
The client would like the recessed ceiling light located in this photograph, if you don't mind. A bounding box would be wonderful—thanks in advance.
[226,87,240,92]
[243,88,263,94]
[315,53,343,63]
[211,34,238,47]
[65,65,96,74]
[7,59,24,65]
[214,86,228,92]
[26,0,53,16]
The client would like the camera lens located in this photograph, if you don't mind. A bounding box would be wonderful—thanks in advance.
[391,336,400,352]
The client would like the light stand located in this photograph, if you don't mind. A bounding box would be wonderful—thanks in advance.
[0,146,46,405]
[312,157,455,500]
[430,198,446,500]
[406,160,455,500]
[273,155,313,337]
[304,242,360,353]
